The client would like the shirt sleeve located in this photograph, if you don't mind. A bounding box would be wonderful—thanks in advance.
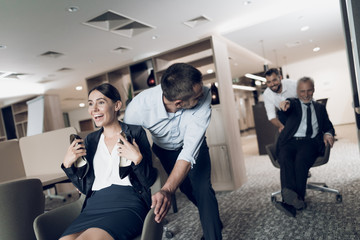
[123,96,143,126]
[177,88,211,167]
[263,91,277,120]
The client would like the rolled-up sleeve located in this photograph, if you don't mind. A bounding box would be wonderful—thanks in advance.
[177,89,211,167]
[263,91,276,120]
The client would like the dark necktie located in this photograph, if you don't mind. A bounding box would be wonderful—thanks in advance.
[305,103,313,138]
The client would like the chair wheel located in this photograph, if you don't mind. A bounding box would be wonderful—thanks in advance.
[165,230,174,238]
[336,194,342,203]
[271,196,277,203]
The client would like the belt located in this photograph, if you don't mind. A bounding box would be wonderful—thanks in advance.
[292,137,309,141]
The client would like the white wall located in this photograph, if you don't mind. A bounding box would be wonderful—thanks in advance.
[282,49,355,126]
[67,107,90,132]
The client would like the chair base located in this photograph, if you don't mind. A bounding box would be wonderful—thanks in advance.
[271,183,342,203]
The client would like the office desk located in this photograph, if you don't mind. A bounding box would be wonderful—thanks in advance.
[25,173,69,190]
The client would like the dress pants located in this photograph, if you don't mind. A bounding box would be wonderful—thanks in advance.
[152,139,222,240]
[277,138,319,200]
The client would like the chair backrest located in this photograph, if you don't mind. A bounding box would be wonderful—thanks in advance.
[0,178,45,240]
[33,194,85,240]
[0,139,26,182]
[139,208,163,240]
[19,127,77,176]
[266,143,331,169]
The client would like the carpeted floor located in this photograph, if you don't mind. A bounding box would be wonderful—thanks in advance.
[45,124,360,240]
[163,124,360,240]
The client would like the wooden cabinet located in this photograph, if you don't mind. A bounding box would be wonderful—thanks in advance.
[0,95,64,140]
[86,66,131,111]
[12,100,29,138]
[85,36,247,191]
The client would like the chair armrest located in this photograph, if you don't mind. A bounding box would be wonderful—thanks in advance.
[265,144,280,168]
[33,194,85,240]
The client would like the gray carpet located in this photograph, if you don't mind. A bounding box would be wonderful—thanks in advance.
[163,124,360,240]
[45,124,360,240]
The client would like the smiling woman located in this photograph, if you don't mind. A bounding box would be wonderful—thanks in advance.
[60,83,157,240]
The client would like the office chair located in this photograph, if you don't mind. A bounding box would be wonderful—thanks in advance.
[34,176,165,240]
[0,178,45,240]
[265,143,343,203]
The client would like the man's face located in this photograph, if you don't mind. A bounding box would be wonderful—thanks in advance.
[180,83,204,109]
[297,81,314,103]
[266,73,282,93]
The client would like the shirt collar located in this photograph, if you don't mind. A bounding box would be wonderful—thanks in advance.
[155,85,170,119]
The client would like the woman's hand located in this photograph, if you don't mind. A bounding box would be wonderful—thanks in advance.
[117,133,142,165]
[63,139,86,168]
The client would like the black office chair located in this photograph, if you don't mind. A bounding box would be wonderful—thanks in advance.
[265,143,342,203]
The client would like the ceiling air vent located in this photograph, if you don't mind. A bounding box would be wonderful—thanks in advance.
[183,15,211,28]
[4,73,28,79]
[113,46,131,53]
[286,41,302,48]
[40,51,64,58]
[57,67,73,72]
[84,10,154,38]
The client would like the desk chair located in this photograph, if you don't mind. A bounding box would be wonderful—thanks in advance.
[0,178,45,240]
[265,143,342,203]
[33,175,164,240]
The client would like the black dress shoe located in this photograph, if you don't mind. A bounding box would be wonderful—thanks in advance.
[282,188,306,210]
[274,201,296,217]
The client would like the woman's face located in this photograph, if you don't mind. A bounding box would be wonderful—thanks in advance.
[88,90,122,127]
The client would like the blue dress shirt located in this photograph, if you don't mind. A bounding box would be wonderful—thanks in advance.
[124,85,211,166]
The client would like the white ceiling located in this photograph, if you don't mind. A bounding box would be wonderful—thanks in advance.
[0,0,346,112]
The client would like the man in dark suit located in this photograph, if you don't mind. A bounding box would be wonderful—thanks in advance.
[274,77,335,217]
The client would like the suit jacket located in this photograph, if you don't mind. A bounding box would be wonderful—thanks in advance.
[276,98,335,155]
[62,121,158,209]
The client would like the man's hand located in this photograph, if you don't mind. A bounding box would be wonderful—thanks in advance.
[278,125,284,133]
[151,189,172,223]
[279,100,290,111]
[324,134,334,148]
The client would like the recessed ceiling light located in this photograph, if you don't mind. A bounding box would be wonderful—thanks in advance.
[67,6,79,12]
[300,26,310,31]
[79,103,85,108]
[152,35,158,40]
[0,45,7,49]
[313,46,320,52]
[243,1,252,5]
[75,86,83,91]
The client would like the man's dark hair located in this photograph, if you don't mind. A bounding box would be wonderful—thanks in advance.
[161,63,202,101]
[264,68,280,77]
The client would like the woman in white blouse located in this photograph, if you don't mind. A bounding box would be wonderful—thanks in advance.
[60,83,157,240]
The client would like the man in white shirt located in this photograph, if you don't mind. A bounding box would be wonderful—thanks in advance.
[263,68,297,132]
[124,63,222,240]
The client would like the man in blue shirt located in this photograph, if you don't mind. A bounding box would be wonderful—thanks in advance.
[124,63,222,240]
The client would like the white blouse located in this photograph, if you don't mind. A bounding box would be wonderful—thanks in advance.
[92,134,132,191]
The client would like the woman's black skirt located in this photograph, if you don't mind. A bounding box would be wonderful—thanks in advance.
[61,184,148,240]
